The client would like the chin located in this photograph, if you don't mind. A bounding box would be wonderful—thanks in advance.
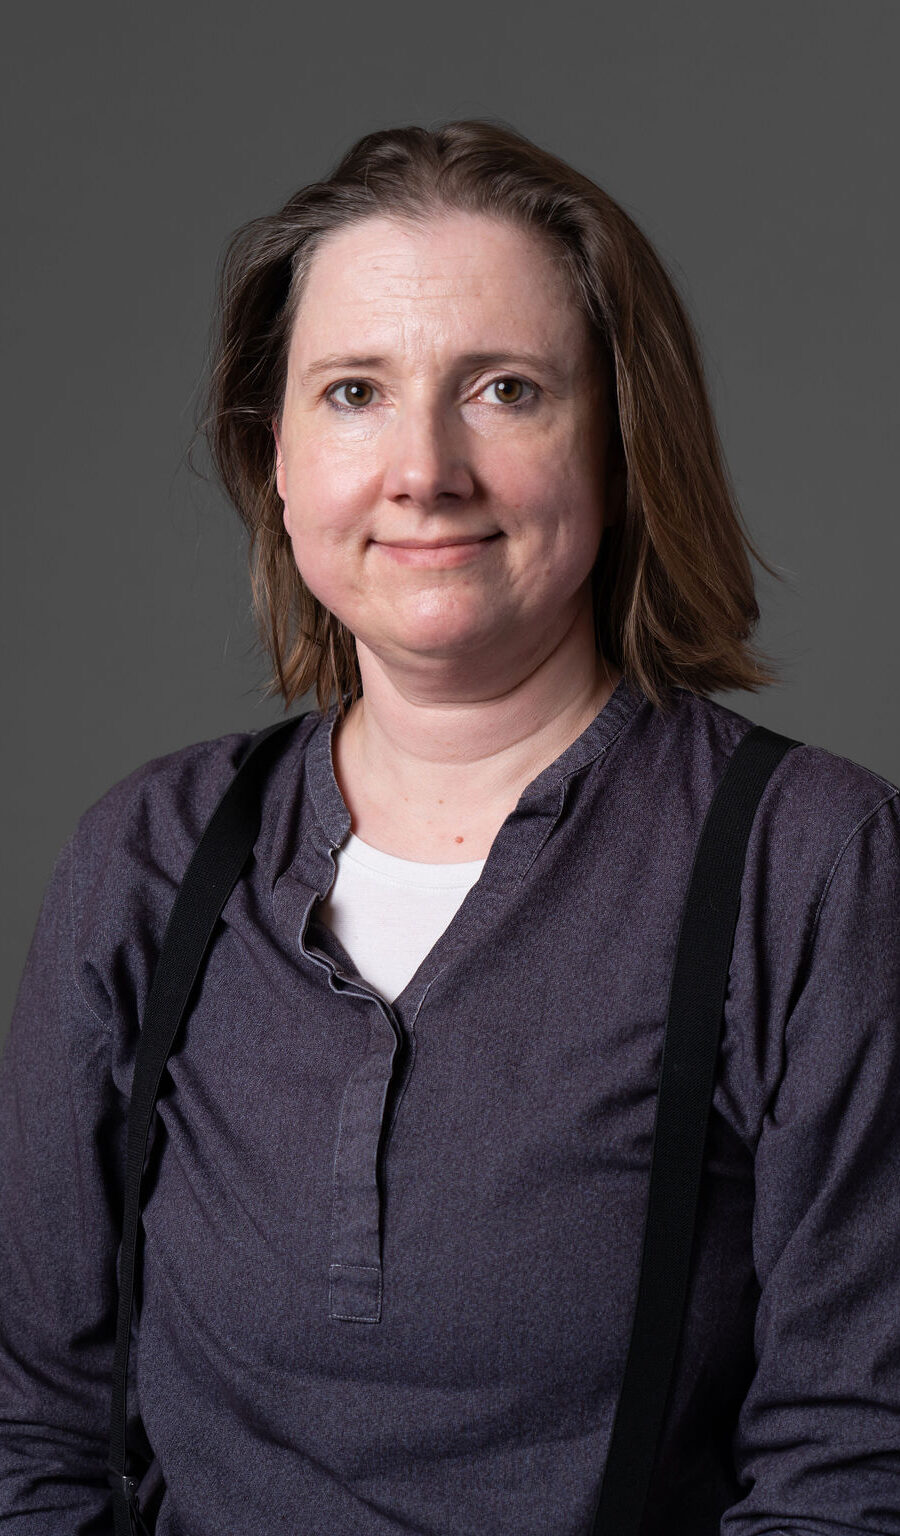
[363,619,502,663]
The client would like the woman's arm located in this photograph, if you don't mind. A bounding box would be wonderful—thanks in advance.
[0,832,124,1533]
[725,788,900,1533]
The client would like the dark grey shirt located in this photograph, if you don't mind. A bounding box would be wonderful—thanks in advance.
[2,677,900,1535]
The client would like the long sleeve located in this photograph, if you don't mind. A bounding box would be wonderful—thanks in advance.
[724,789,900,1533]
[0,833,123,1533]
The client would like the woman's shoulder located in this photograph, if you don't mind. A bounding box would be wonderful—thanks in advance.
[68,714,322,927]
[73,727,250,876]
[662,685,899,878]
[668,684,898,800]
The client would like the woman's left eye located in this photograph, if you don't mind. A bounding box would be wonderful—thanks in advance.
[480,377,537,407]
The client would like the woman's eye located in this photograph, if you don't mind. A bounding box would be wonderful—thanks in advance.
[326,380,376,411]
[480,377,536,407]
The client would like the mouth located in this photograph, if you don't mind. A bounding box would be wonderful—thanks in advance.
[379,533,503,549]
[374,532,503,566]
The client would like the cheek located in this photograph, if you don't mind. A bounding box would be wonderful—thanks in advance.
[282,526,359,625]
[280,439,372,545]
[513,461,606,562]
[279,464,371,620]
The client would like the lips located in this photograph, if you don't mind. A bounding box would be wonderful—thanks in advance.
[374,532,503,567]
[380,533,502,549]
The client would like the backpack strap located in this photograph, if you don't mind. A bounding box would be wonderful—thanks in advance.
[107,713,310,1536]
[589,721,801,1533]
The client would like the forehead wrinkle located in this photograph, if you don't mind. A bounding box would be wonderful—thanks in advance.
[318,278,520,314]
[361,254,489,292]
[295,295,570,360]
[309,243,564,310]
[292,225,590,385]
[306,210,564,292]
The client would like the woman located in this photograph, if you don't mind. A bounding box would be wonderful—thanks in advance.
[2,120,899,1535]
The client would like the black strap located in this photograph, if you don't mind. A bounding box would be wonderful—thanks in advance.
[107,712,309,1536]
[588,721,800,1533]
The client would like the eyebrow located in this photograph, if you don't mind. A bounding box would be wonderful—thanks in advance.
[297,351,570,389]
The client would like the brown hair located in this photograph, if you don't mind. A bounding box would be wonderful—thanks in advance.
[204,118,782,718]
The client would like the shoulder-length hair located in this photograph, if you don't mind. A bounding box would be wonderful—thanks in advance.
[204,118,781,718]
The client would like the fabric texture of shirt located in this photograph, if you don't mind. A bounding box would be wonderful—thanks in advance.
[1,676,899,1536]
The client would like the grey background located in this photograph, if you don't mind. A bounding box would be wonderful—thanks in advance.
[3,1,898,1038]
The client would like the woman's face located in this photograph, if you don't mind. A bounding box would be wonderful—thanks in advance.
[274,211,618,694]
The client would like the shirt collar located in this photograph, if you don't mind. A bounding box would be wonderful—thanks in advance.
[264,672,648,924]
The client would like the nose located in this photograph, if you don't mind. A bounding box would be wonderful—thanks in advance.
[380,397,476,508]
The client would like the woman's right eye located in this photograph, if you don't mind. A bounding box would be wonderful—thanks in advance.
[326,380,377,411]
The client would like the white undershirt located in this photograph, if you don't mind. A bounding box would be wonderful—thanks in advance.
[314,832,487,1004]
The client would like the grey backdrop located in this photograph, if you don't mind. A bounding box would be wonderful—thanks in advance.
[3,1,898,1039]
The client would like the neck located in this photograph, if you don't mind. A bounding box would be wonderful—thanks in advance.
[331,602,621,855]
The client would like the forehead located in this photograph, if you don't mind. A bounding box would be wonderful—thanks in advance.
[288,212,587,359]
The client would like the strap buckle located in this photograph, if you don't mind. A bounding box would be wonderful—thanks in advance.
[106,1467,139,1503]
